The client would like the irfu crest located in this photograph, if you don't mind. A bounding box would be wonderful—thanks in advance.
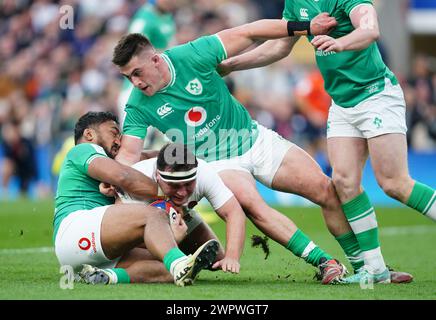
[185,78,203,95]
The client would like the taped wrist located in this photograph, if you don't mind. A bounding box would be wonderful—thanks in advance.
[287,21,311,36]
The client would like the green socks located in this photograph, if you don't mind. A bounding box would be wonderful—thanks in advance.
[286,229,332,267]
[103,246,187,284]
[335,231,364,272]
[103,268,131,284]
[163,247,187,274]
[407,181,436,221]
[342,191,386,273]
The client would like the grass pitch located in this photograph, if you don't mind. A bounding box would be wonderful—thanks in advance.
[0,199,435,300]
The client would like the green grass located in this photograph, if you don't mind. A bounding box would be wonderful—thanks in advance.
[0,199,435,300]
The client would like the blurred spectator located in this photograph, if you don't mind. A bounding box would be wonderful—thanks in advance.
[0,0,435,199]
[293,68,331,158]
[405,54,436,150]
[1,121,37,198]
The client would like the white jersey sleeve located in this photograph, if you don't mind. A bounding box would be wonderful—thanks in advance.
[194,159,234,210]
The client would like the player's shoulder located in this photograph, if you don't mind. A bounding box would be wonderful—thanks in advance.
[131,158,157,178]
[126,87,150,108]
[196,158,210,171]
[68,143,105,157]
[196,159,217,183]
[132,158,156,170]
[166,35,220,58]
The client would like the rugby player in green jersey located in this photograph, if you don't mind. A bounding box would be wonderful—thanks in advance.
[111,16,352,284]
[118,0,180,114]
[54,111,218,286]
[219,0,429,284]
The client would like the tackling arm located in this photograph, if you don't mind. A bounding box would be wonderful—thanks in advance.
[217,12,337,75]
[217,13,337,59]
[218,37,298,76]
[88,157,159,199]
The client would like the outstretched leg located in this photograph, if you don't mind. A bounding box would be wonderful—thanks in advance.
[271,144,364,273]
[369,133,436,221]
[219,170,344,284]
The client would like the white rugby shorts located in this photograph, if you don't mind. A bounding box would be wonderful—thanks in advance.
[327,79,407,139]
[54,206,120,271]
[208,124,294,187]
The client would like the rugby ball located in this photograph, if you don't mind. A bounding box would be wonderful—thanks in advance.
[149,199,178,224]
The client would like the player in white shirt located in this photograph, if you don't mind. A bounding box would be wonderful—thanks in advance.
[82,143,246,284]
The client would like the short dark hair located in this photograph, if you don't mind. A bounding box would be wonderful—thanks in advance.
[112,33,153,67]
[74,111,118,144]
[157,143,198,172]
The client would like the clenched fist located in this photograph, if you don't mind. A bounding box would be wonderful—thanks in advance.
[310,12,337,35]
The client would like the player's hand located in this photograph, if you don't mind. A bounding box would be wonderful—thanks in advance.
[170,213,188,244]
[212,257,240,274]
[310,12,337,36]
[217,61,233,77]
[311,35,344,52]
[99,182,117,197]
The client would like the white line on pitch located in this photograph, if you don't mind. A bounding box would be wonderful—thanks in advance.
[380,225,436,236]
[0,247,54,254]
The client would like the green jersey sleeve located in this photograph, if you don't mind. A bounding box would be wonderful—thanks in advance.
[169,35,227,70]
[338,0,373,16]
[68,143,108,175]
[282,1,297,21]
[123,103,149,139]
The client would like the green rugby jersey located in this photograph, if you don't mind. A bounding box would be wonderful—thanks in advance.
[53,143,114,240]
[283,0,398,107]
[123,35,258,162]
[122,3,177,92]
[129,3,176,50]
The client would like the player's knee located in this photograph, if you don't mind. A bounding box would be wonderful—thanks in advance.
[378,176,409,200]
[141,206,169,226]
[332,171,359,196]
[315,178,340,208]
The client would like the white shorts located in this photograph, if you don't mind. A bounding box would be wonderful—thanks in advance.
[208,124,294,187]
[327,79,408,139]
[54,206,120,271]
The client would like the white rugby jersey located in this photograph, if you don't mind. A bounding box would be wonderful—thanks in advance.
[118,158,233,210]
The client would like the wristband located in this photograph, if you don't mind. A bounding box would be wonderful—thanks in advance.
[287,21,311,36]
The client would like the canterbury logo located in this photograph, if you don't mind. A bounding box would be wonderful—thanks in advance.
[157,103,173,117]
[300,8,309,18]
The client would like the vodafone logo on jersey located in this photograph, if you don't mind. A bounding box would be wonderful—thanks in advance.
[185,107,207,127]
[78,237,91,251]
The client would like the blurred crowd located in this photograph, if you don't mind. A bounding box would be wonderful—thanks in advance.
[0,0,435,198]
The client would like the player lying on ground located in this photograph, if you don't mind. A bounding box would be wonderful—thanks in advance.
[111,14,354,284]
[53,111,218,286]
[97,142,246,282]
[218,0,421,284]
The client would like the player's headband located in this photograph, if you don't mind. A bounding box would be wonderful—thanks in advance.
[157,168,197,183]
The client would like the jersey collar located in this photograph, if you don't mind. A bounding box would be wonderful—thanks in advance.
[158,53,176,93]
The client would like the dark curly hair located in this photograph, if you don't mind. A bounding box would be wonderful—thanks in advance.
[74,111,118,144]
